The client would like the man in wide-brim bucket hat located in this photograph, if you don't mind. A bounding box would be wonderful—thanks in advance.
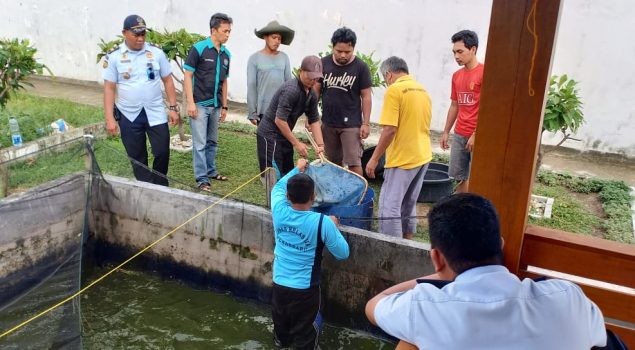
[247,20,295,127]
[254,20,295,46]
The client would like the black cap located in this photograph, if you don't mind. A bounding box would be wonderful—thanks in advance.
[123,15,149,34]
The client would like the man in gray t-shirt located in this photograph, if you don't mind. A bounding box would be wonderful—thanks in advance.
[247,20,294,125]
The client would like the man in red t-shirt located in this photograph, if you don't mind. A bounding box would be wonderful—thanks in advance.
[440,30,484,193]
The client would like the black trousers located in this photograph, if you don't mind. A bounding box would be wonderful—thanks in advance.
[118,108,170,186]
[271,283,321,350]
[256,133,294,178]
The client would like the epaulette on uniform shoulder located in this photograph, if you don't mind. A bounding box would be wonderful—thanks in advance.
[148,42,162,49]
[106,45,120,55]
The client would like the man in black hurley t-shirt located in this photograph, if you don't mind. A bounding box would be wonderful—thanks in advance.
[315,27,372,176]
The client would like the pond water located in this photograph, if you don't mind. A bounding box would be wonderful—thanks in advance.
[81,267,393,349]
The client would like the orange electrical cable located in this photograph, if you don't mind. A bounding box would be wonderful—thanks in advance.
[526,0,539,97]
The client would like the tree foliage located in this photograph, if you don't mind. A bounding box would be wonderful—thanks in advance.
[0,39,51,108]
[543,74,584,135]
[96,29,205,86]
[536,74,585,178]
[354,50,386,89]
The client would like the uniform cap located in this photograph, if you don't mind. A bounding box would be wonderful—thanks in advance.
[123,15,150,34]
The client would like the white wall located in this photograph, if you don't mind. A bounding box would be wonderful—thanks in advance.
[2,0,634,157]
[547,0,635,156]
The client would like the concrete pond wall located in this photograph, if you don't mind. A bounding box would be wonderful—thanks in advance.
[90,175,434,328]
[1,173,434,332]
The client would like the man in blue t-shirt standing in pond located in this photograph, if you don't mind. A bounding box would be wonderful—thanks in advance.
[270,158,350,349]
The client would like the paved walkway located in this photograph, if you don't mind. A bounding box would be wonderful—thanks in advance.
[26,76,635,187]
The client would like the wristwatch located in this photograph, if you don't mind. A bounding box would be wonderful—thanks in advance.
[168,105,179,112]
[221,106,229,110]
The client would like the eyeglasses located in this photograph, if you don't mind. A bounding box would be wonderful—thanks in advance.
[146,63,155,80]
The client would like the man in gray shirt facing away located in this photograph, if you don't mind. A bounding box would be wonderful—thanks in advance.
[247,20,294,125]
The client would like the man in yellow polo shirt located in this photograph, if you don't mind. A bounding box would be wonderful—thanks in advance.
[365,56,432,239]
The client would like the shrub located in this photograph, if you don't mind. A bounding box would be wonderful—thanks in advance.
[543,74,584,135]
[0,39,51,108]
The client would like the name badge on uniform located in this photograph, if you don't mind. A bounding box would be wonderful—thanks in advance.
[146,62,155,80]
[146,51,153,59]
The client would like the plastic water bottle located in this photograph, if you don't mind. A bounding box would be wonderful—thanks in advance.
[8,117,23,147]
[56,119,66,133]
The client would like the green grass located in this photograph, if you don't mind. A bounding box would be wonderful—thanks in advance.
[7,130,268,206]
[110,132,266,205]
[532,171,633,243]
[8,143,87,190]
[598,181,634,243]
[529,183,602,235]
[0,93,104,148]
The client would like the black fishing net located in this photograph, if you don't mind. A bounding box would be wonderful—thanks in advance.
[0,174,87,349]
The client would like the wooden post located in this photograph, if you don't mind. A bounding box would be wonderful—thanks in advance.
[469,0,562,273]
[0,163,8,198]
[264,167,276,208]
[84,135,95,173]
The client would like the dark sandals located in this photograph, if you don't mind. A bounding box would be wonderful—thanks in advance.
[198,182,211,192]
[210,174,229,181]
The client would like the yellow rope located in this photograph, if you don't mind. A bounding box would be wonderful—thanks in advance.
[0,169,268,340]
[526,0,539,96]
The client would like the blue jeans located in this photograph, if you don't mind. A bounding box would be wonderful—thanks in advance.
[190,105,220,185]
